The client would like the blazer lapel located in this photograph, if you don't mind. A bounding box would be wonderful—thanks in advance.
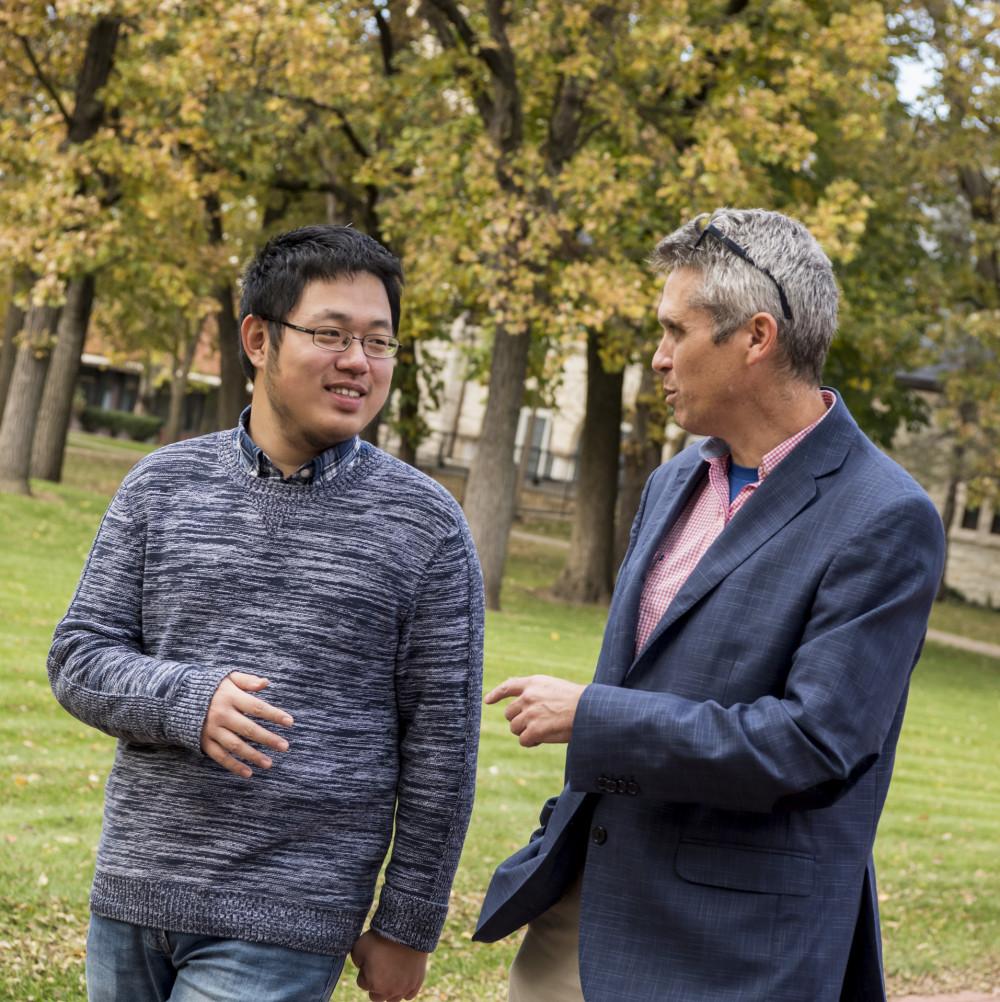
[595,455,706,687]
[627,397,857,680]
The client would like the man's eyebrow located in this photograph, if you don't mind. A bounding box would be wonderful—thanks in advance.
[309,309,393,331]
[658,314,685,334]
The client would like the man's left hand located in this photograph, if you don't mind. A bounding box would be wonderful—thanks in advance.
[485,675,586,746]
[350,930,427,1002]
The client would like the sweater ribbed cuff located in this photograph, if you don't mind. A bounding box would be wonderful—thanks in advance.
[370,885,448,953]
[163,664,239,753]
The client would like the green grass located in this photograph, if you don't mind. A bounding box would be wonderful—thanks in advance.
[1,433,998,998]
[511,514,574,542]
[929,597,1000,646]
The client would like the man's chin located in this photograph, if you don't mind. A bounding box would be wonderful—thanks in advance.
[303,419,362,451]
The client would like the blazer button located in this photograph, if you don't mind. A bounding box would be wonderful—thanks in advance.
[591,825,608,846]
[616,778,627,794]
[626,781,639,796]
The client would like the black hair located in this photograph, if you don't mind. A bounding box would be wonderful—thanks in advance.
[237,225,403,381]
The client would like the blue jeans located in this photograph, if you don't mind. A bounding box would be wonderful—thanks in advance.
[86,914,346,1002]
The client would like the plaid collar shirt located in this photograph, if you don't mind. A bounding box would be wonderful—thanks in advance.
[233,406,361,486]
[635,390,836,653]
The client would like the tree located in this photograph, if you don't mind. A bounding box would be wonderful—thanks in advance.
[31,274,94,479]
[552,327,624,603]
[397,1,651,608]
[386,1,929,607]
[877,0,998,602]
[908,0,999,499]
[0,10,123,493]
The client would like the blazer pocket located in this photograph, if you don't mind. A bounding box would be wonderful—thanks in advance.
[675,839,815,897]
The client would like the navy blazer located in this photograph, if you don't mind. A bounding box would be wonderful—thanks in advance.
[475,394,945,1002]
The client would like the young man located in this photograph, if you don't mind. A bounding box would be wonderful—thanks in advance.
[475,209,945,1002]
[49,225,484,1002]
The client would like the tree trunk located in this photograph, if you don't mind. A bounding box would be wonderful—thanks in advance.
[0,273,29,424]
[0,303,61,494]
[394,341,420,466]
[553,331,624,604]
[205,195,248,430]
[31,274,96,482]
[462,325,532,609]
[214,282,247,428]
[164,324,202,444]
[133,355,156,416]
[615,364,673,567]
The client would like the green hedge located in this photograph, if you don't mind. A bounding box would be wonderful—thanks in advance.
[79,406,164,442]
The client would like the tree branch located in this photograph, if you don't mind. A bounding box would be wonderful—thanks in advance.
[260,88,371,159]
[373,5,395,76]
[419,0,496,126]
[16,34,72,127]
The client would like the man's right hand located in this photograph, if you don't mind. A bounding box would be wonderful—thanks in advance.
[200,672,293,778]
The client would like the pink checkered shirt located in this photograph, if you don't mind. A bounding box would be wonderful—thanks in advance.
[634,390,836,653]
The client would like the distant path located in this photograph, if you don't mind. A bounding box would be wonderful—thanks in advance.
[926,629,1000,659]
[891,993,998,1001]
[511,529,571,548]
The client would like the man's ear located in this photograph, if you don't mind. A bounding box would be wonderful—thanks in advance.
[240,315,269,373]
[745,311,780,368]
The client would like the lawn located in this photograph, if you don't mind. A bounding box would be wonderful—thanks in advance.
[0,433,997,1000]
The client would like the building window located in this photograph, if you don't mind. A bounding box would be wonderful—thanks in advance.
[960,506,980,531]
[991,512,1000,536]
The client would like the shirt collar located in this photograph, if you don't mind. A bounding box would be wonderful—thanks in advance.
[233,405,361,486]
[698,388,837,479]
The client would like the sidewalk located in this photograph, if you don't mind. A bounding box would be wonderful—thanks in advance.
[892,994,998,1001]
[926,629,1000,659]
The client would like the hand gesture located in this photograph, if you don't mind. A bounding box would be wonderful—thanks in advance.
[200,672,293,778]
[350,929,428,1002]
[484,675,586,746]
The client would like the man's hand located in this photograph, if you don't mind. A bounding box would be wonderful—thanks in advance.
[200,672,293,778]
[484,675,586,746]
[350,930,428,1002]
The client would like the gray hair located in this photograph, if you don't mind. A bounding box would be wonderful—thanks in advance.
[651,208,839,384]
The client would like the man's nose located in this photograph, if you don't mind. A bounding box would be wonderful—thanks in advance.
[651,334,673,371]
[334,338,371,371]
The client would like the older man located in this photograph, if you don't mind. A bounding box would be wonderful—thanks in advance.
[476,208,944,1002]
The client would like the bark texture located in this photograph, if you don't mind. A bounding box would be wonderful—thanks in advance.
[0,273,28,423]
[462,326,532,609]
[164,325,203,444]
[206,196,249,431]
[553,331,624,604]
[0,304,61,494]
[31,274,96,481]
[214,281,248,429]
[615,365,674,567]
[392,340,420,466]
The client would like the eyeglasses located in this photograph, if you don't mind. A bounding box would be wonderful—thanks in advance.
[258,316,399,358]
[693,218,794,321]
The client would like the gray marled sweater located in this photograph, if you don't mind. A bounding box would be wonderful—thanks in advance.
[48,432,484,956]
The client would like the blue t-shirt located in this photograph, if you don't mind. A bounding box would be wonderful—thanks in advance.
[728,462,758,503]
